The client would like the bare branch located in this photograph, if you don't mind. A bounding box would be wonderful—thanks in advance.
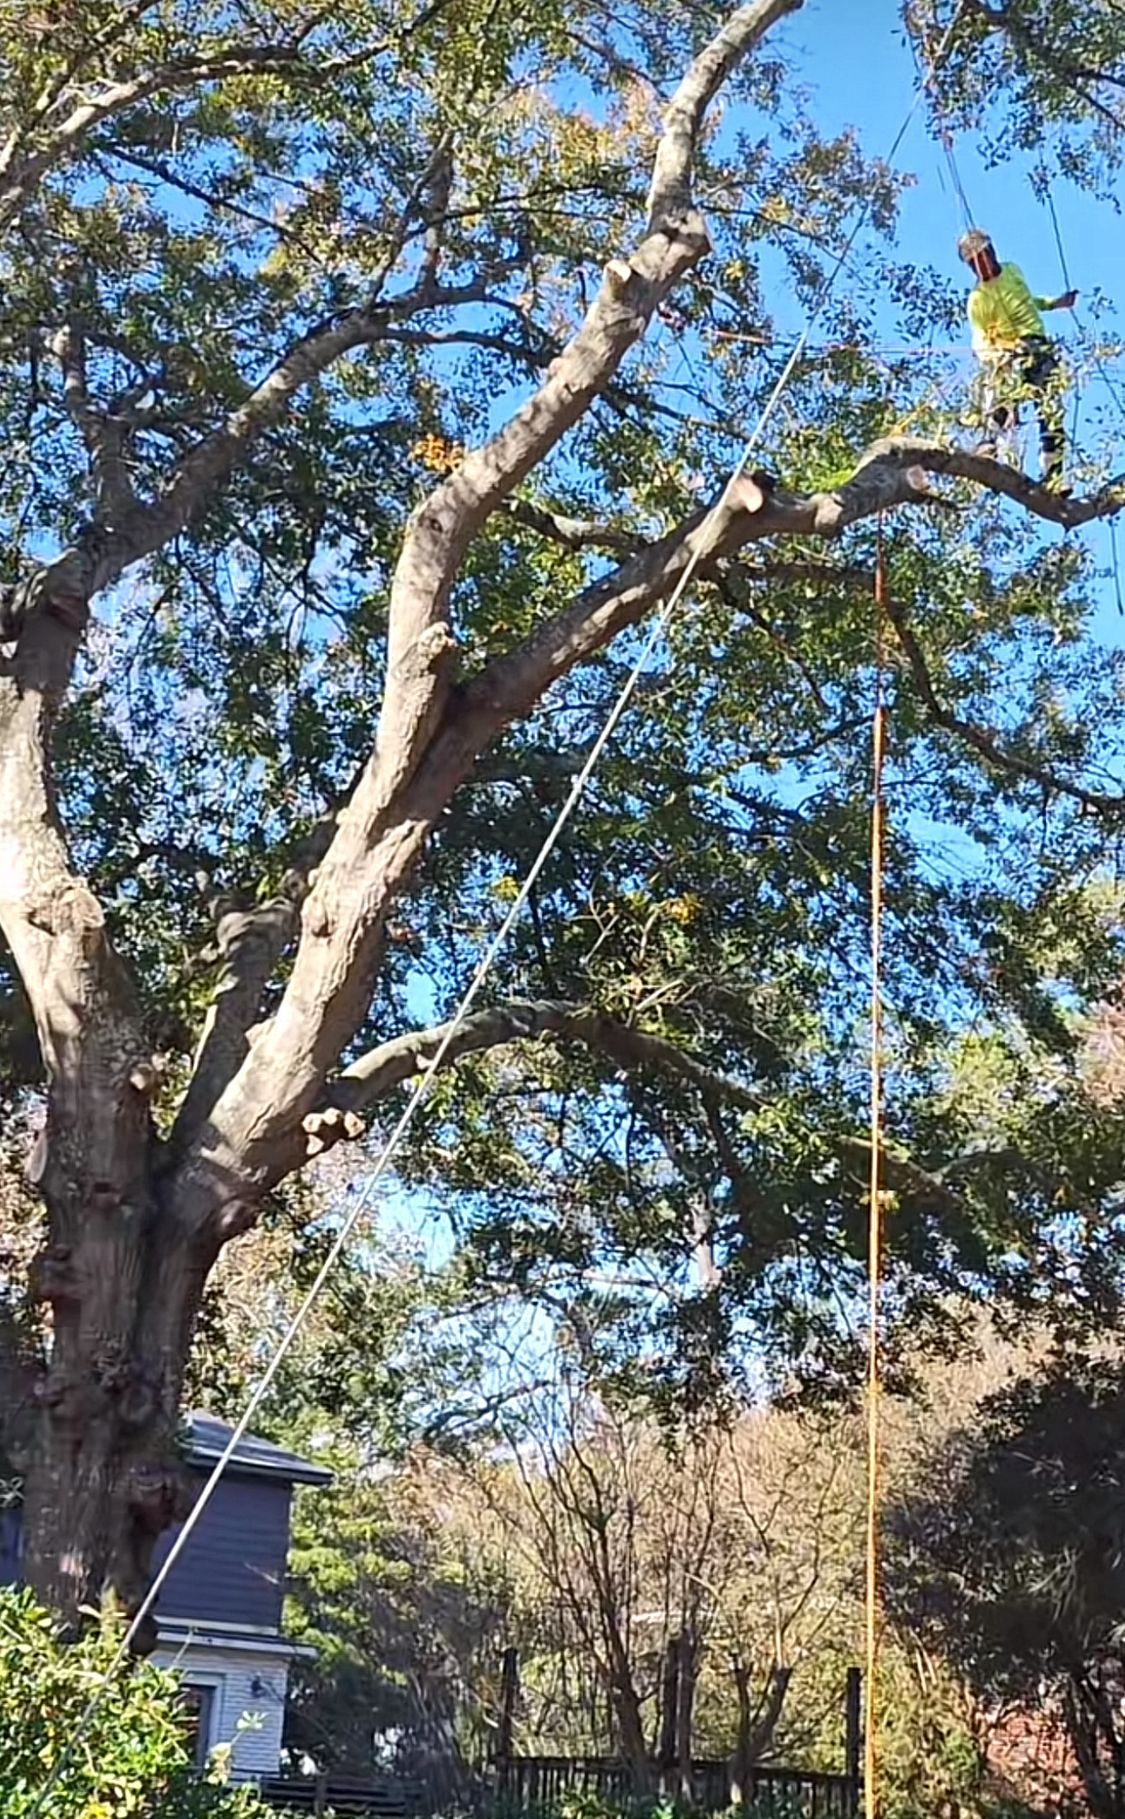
[887,591,1125,813]
[505,498,641,554]
[98,142,328,262]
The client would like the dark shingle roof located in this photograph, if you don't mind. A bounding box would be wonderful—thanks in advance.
[183,1413,333,1486]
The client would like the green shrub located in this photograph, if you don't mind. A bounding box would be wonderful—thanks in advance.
[0,1586,270,1817]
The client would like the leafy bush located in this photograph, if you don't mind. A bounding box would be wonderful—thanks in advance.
[0,1586,269,1817]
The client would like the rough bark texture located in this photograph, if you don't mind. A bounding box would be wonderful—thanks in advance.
[3,0,1125,1631]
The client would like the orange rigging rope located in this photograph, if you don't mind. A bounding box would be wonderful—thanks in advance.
[864,519,888,1819]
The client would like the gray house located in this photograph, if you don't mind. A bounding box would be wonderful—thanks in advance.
[2,1412,331,1783]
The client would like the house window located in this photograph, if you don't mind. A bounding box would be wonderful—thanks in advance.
[180,1682,217,1768]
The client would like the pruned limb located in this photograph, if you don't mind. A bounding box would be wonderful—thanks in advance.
[285,999,762,1164]
[465,437,1125,729]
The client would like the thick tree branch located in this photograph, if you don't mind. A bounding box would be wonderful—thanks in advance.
[419,142,455,298]
[371,0,808,789]
[466,439,1125,727]
[293,997,760,1162]
[0,45,317,230]
[188,0,805,1203]
[0,756,154,1218]
[0,273,514,657]
[176,425,1125,1213]
[52,319,137,525]
[169,801,355,1150]
[173,899,300,1144]
[647,0,804,221]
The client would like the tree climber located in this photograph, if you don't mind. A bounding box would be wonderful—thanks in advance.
[959,228,1077,488]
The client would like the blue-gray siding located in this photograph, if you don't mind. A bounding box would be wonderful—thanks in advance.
[153,1473,293,1631]
[0,1507,20,1585]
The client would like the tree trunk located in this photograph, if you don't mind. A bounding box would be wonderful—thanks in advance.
[602,1622,651,1796]
[676,1630,696,1805]
[18,1156,213,1640]
[729,1662,792,1804]
[730,1661,754,1806]
[1065,1668,1125,1819]
[659,1632,680,1788]
[612,1685,653,1797]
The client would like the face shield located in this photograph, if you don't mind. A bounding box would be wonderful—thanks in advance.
[958,230,996,279]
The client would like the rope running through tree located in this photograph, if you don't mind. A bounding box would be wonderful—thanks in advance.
[865,522,888,1819]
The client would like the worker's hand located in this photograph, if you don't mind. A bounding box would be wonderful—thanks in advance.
[1057,289,1079,309]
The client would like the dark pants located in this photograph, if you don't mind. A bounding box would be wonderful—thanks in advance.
[986,335,1064,478]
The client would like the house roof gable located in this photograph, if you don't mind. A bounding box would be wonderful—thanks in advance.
[183,1414,333,1486]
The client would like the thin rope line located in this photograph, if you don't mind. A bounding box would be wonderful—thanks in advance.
[864,522,888,1819]
[914,8,975,230]
[1042,182,1125,435]
[938,132,974,231]
[27,9,970,1805]
[1036,175,1083,455]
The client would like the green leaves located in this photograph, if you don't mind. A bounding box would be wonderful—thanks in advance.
[0,1588,269,1816]
[909,0,1125,192]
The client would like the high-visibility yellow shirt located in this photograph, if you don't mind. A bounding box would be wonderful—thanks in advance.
[967,264,1051,356]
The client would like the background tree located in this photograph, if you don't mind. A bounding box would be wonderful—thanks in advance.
[4,0,1125,1635]
[887,1351,1125,1819]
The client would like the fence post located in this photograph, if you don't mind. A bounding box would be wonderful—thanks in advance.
[497,1645,520,1780]
[314,1769,329,1817]
[845,1667,862,1807]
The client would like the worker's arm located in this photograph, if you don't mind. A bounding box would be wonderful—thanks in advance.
[1036,289,1079,310]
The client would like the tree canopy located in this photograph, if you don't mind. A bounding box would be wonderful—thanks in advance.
[3,0,1125,1618]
